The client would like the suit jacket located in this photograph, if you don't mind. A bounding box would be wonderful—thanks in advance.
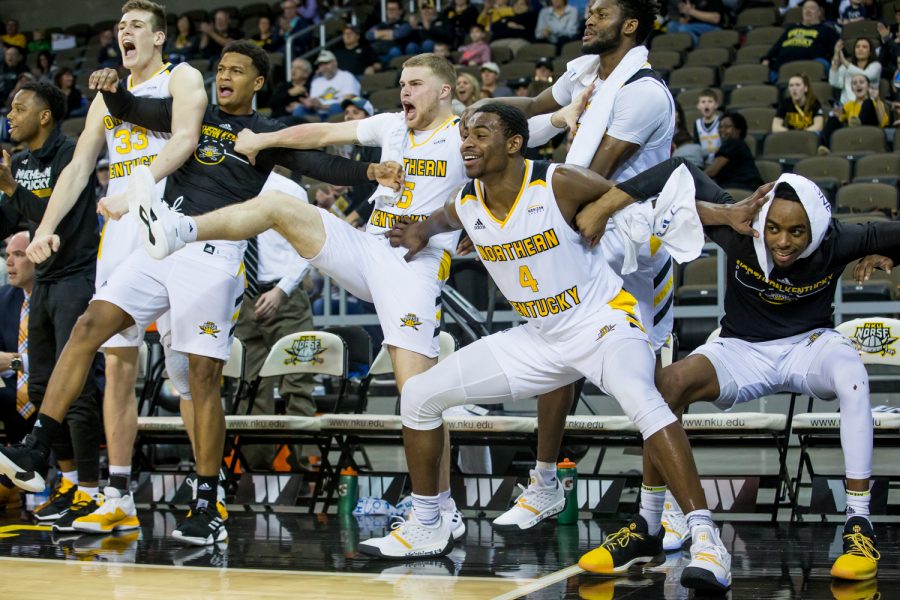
[0,285,24,406]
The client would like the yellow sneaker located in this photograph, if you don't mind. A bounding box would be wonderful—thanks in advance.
[831,517,880,581]
[578,516,665,574]
[831,579,880,600]
[72,486,140,533]
[34,477,76,521]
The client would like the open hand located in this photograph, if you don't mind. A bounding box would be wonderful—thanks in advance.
[726,182,774,237]
[386,217,430,261]
[853,255,893,285]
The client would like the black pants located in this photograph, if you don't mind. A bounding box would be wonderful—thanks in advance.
[0,389,36,444]
[30,274,102,483]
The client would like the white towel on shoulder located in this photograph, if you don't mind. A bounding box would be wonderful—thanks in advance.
[611,164,705,274]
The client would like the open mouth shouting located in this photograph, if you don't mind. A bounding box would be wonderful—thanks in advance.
[402,100,417,123]
[121,38,137,61]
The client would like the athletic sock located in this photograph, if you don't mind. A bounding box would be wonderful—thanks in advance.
[411,492,441,527]
[31,414,62,456]
[846,489,871,524]
[437,489,456,513]
[79,485,99,498]
[178,216,198,243]
[686,509,715,535]
[664,489,682,513]
[108,465,131,494]
[639,484,667,535]
[61,470,78,485]
[195,475,218,510]
[534,461,557,488]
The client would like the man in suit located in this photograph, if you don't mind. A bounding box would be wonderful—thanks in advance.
[0,231,35,511]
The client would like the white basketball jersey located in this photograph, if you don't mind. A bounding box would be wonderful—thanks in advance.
[356,112,467,252]
[105,62,181,196]
[455,161,625,336]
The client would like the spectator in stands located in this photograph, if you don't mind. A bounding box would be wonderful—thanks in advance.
[96,28,122,69]
[433,41,453,62]
[510,76,531,96]
[839,0,868,24]
[672,129,706,167]
[278,0,304,37]
[820,73,890,150]
[332,24,377,77]
[366,0,413,66]
[1,47,28,105]
[454,72,482,112]
[2,20,26,52]
[829,38,881,105]
[95,158,110,201]
[705,112,763,191]
[269,57,313,120]
[694,88,721,162]
[252,16,280,53]
[199,9,243,61]
[480,61,513,97]
[311,182,349,215]
[298,50,361,119]
[443,0,480,47]
[166,15,199,64]
[530,56,555,96]
[478,0,515,29]
[773,73,825,132]
[340,97,379,228]
[26,31,51,56]
[53,68,84,118]
[408,0,454,54]
[458,24,491,66]
[490,0,538,42]
[32,51,56,85]
[535,0,580,50]
[762,0,839,74]
[877,10,900,91]
[665,0,724,46]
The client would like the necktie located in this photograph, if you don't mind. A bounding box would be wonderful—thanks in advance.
[16,295,34,419]
[244,236,260,298]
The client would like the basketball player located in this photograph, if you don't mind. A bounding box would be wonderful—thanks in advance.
[0,40,400,546]
[606,160,900,583]
[464,0,677,533]
[14,0,207,534]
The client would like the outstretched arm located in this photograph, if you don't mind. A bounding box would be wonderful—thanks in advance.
[234,120,362,164]
[265,149,402,189]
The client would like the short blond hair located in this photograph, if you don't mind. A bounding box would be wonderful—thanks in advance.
[121,0,167,32]
[402,53,456,91]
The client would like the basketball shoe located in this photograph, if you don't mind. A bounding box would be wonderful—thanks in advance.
[831,517,880,581]
[358,510,454,559]
[680,523,732,592]
[661,500,690,551]
[186,474,229,521]
[172,505,228,546]
[443,508,465,541]
[578,515,665,574]
[492,470,565,531]
[0,434,50,492]
[72,486,140,533]
[128,165,185,259]
[34,477,77,521]
[52,490,104,532]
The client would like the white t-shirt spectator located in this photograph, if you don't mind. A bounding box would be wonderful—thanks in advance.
[310,69,361,108]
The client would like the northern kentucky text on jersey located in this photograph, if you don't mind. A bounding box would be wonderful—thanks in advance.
[403,158,447,178]
[475,228,561,262]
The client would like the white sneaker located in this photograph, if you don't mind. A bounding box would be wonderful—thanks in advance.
[127,164,185,259]
[443,508,465,541]
[680,524,732,593]
[492,471,565,530]
[358,510,453,559]
[72,486,140,533]
[661,501,690,551]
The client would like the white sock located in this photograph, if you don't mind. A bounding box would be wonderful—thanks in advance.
[686,509,714,534]
[534,461,557,488]
[639,484,667,535]
[664,489,682,513]
[411,492,441,527]
[61,470,78,485]
[79,485,99,498]
[178,216,198,242]
[437,489,456,513]
[846,489,871,521]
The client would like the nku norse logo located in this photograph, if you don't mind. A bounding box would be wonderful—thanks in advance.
[852,322,898,356]
[400,313,423,330]
[198,321,221,337]
[284,335,325,365]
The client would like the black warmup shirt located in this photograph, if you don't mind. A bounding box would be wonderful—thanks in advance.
[102,88,375,216]
[617,157,900,342]
[0,127,99,281]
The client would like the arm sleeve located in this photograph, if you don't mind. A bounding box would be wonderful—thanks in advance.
[527,113,565,147]
[273,149,373,186]
[606,81,669,146]
[101,85,174,133]
[616,156,733,205]
[832,221,900,265]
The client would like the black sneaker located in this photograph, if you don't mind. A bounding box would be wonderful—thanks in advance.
[52,490,103,532]
[577,515,665,574]
[172,506,228,546]
[831,516,880,581]
[0,435,50,492]
[34,477,78,521]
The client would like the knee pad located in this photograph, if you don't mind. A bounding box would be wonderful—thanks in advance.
[162,335,192,400]
[400,373,444,430]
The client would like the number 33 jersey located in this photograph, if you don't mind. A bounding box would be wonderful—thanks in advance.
[455,160,627,336]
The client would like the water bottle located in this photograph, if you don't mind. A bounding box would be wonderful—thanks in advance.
[557,459,579,524]
[337,467,358,515]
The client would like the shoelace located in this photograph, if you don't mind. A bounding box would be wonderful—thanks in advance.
[36,483,73,510]
[844,532,881,561]
[69,495,104,514]
[602,526,645,549]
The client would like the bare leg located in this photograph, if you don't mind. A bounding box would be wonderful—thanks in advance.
[188,355,226,478]
[180,399,197,457]
[103,347,139,469]
[535,384,574,463]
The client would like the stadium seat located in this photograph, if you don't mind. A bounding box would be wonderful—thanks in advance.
[728,84,778,109]
[560,40,581,61]
[652,32,693,53]
[834,212,890,225]
[668,66,717,93]
[735,7,780,29]
[685,47,732,68]
[360,70,398,92]
[675,256,718,352]
[182,9,209,23]
[810,81,836,105]
[321,326,373,413]
[388,54,414,70]
[489,45,514,65]
[829,126,887,159]
[782,6,803,24]
[841,265,896,301]
[853,153,900,186]
[515,43,557,62]
[755,159,783,183]
[648,49,682,71]
[777,60,826,84]
[841,20,880,41]
[793,156,852,203]
[61,117,86,141]
[499,61,535,79]
[722,64,769,90]
[739,107,776,136]
[368,88,401,111]
[697,29,739,49]
[835,183,898,215]
[734,44,771,65]
[240,3,272,19]
[490,38,529,56]
[761,130,819,164]
[744,26,785,47]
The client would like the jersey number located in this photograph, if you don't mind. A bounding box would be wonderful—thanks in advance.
[519,266,539,292]
[397,181,415,209]
[114,126,149,155]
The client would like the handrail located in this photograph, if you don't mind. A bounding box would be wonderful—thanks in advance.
[284,9,356,81]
